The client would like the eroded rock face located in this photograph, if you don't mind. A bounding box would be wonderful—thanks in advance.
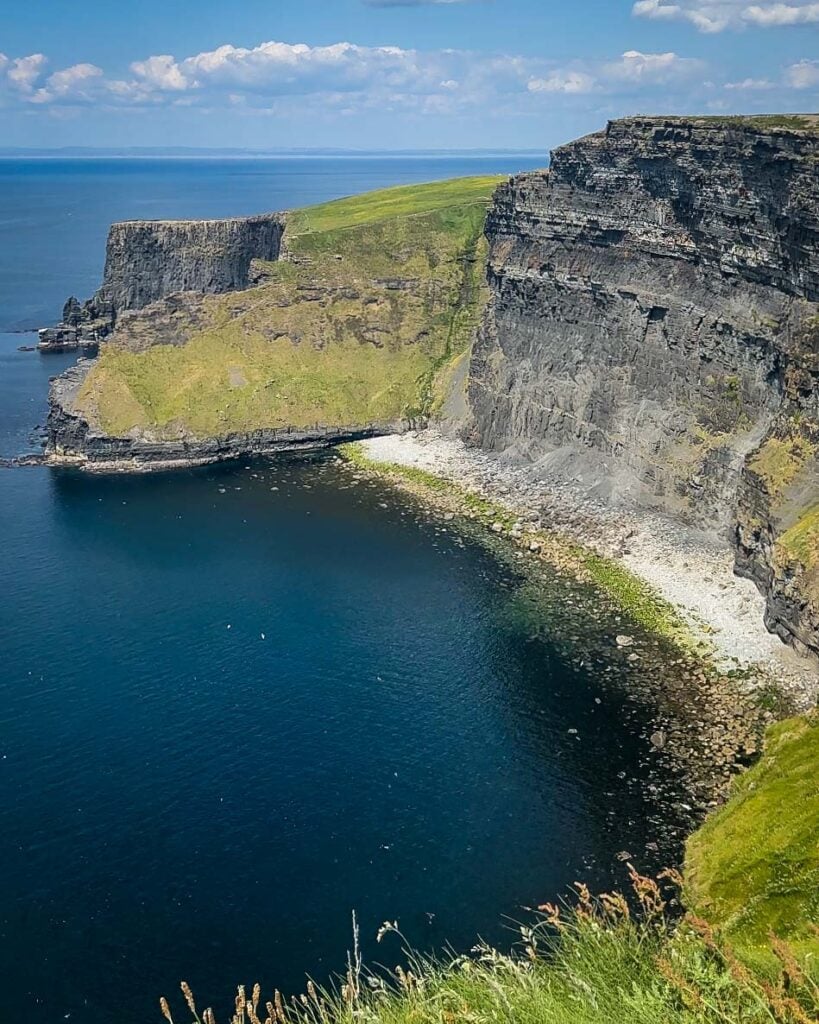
[99,214,286,312]
[468,115,819,652]
[39,214,286,350]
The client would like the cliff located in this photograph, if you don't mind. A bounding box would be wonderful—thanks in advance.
[39,213,285,350]
[46,177,499,464]
[43,122,819,657]
[98,214,285,311]
[468,115,819,654]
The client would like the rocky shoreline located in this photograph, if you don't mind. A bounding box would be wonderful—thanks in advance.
[336,434,799,817]
[352,431,819,710]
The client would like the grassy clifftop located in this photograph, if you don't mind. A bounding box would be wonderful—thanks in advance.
[685,712,819,967]
[163,870,819,1024]
[74,176,502,439]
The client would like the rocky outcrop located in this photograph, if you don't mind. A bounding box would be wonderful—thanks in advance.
[98,214,285,312]
[468,115,819,653]
[46,361,407,469]
[39,213,286,350]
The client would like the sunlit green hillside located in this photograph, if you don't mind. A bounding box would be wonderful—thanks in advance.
[75,176,503,439]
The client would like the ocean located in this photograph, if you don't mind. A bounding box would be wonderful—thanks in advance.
[0,155,685,1024]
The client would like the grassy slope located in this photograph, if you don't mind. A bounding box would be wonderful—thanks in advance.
[165,888,819,1024]
[655,113,819,132]
[685,713,819,966]
[76,177,502,439]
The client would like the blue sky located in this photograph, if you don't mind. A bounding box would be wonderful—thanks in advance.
[1,0,817,150]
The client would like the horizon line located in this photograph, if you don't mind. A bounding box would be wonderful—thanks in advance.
[0,145,551,158]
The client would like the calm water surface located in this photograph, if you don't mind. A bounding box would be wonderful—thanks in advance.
[0,158,685,1024]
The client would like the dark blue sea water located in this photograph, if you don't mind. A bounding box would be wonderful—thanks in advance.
[0,157,687,1024]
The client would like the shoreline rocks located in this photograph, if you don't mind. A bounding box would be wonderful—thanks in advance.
[356,429,818,707]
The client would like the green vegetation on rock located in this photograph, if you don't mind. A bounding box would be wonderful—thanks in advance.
[656,113,819,133]
[685,712,819,968]
[285,176,501,234]
[76,177,503,439]
[747,436,815,497]
[777,503,819,571]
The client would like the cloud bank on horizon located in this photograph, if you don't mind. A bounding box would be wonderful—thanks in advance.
[0,0,816,148]
[0,39,813,111]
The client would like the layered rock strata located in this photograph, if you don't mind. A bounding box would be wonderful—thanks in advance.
[468,115,819,654]
[39,213,285,350]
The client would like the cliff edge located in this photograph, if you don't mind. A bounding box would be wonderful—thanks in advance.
[468,114,819,655]
[45,176,500,465]
[39,213,285,350]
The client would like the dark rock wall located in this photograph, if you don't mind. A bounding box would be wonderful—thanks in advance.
[43,213,286,348]
[469,116,819,652]
[99,214,285,313]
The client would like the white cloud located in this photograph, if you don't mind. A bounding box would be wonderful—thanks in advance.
[724,76,774,88]
[603,49,704,81]
[14,36,819,125]
[526,50,701,96]
[785,59,819,87]
[118,41,474,100]
[633,0,819,31]
[744,2,819,24]
[0,42,723,116]
[528,70,597,93]
[131,55,188,91]
[7,53,48,93]
[29,63,104,104]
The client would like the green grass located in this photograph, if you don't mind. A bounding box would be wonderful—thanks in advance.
[685,712,819,967]
[642,114,819,133]
[162,875,819,1024]
[747,437,815,497]
[579,548,694,642]
[76,177,502,439]
[285,176,505,234]
[777,504,819,571]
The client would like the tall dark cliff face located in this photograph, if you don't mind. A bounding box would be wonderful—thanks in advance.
[468,115,819,652]
[41,213,285,349]
[98,214,285,312]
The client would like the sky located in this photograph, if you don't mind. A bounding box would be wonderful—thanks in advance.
[1,0,817,151]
